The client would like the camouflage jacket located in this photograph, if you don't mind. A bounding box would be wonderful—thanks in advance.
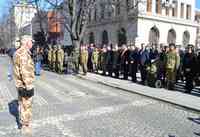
[166,51,180,70]
[56,49,64,63]
[13,46,35,90]
[48,49,53,62]
[80,50,88,64]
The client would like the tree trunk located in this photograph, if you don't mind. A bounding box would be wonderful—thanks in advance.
[71,39,81,73]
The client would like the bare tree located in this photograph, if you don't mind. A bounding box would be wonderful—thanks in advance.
[44,0,143,49]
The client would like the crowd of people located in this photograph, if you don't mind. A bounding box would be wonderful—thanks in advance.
[77,43,200,94]
[6,41,200,94]
[0,48,7,54]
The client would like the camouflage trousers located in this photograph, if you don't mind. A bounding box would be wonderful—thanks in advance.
[18,96,33,127]
[166,68,176,82]
[57,62,63,73]
[81,63,87,74]
[166,68,176,89]
[52,62,56,71]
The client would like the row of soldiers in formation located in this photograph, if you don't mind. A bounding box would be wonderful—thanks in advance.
[47,45,65,74]
[79,43,200,94]
[44,42,200,93]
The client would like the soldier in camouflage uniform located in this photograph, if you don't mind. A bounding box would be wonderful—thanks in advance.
[166,43,180,90]
[52,45,57,72]
[48,45,53,70]
[92,47,99,72]
[56,45,64,74]
[80,45,88,75]
[13,35,35,135]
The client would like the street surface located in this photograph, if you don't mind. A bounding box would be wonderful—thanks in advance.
[0,56,199,137]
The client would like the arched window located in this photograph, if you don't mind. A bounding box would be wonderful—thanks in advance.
[182,31,190,47]
[167,29,176,44]
[116,0,121,15]
[156,0,161,14]
[117,28,127,46]
[89,32,95,44]
[102,30,109,45]
[149,26,160,45]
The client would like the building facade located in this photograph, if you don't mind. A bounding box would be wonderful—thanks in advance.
[195,9,200,48]
[84,0,198,48]
[9,2,37,46]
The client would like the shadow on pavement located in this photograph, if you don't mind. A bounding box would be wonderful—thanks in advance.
[194,132,200,136]
[8,99,22,129]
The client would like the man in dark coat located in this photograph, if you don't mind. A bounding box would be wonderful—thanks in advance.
[139,45,150,85]
[87,44,94,72]
[129,45,139,82]
[106,45,113,77]
[101,46,107,75]
[120,44,130,80]
[112,44,120,78]
[182,45,197,93]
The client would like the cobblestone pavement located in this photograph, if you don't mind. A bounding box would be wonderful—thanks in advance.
[0,56,199,137]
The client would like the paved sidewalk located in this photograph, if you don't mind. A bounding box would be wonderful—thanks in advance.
[78,73,200,112]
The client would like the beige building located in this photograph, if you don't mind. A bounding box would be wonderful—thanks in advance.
[8,2,37,47]
[84,0,198,48]
[195,9,200,48]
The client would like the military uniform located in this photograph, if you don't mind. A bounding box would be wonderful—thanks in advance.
[166,50,180,90]
[52,47,57,72]
[56,46,64,74]
[80,47,88,75]
[92,49,99,72]
[13,46,35,130]
[48,47,53,70]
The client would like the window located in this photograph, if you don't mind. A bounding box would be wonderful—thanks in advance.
[181,3,184,18]
[88,10,92,22]
[100,4,105,19]
[147,0,152,12]
[156,0,161,14]
[172,6,177,17]
[166,7,169,16]
[186,5,191,19]
[126,0,131,12]
[107,5,112,17]
[94,8,97,21]
[116,0,121,15]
